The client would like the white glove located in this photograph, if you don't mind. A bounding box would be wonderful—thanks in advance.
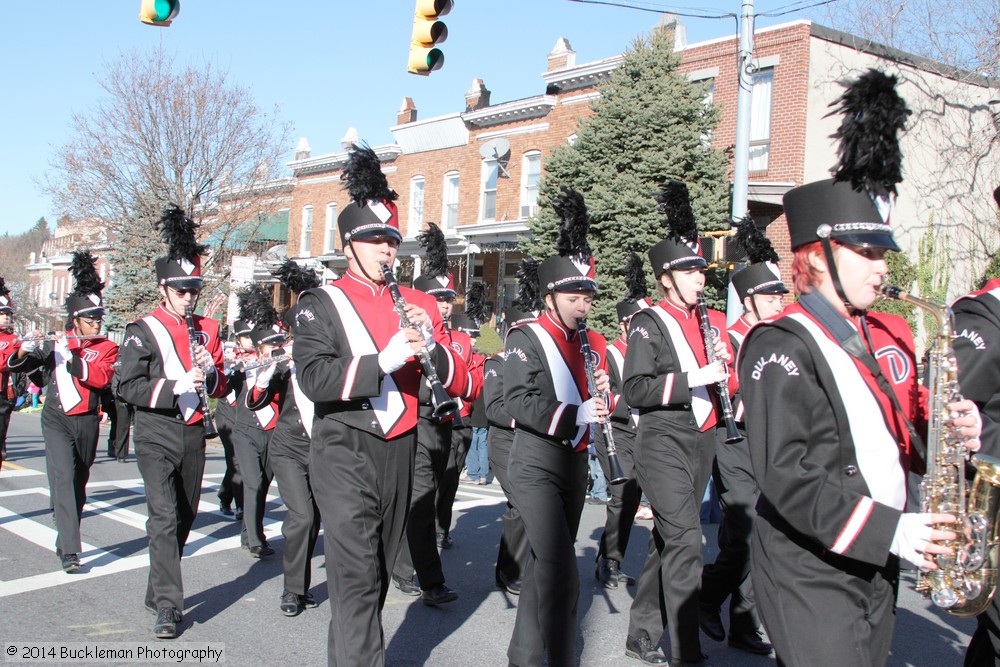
[254,363,277,388]
[688,361,728,388]
[173,369,199,395]
[378,329,415,374]
[890,513,936,569]
[420,322,437,352]
[54,338,71,366]
[19,339,38,353]
[576,398,603,425]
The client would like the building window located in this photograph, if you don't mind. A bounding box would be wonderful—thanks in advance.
[520,152,541,219]
[409,176,425,230]
[300,205,313,257]
[442,172,460,231]
[324,202,337,253]
[749,68,774,172]
[480,159,499,221]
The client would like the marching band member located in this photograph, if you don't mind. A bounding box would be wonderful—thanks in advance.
[595,252,650,590]
[9,251,118,573]
[740,69,980,667]
[292,144,468,667]
[216,319,251,521]
[504,187,610,667]
[698,218,783,655]
[117,205,227,639]
[0,278,21,462]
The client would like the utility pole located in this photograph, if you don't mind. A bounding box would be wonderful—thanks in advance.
[727,0,755,324]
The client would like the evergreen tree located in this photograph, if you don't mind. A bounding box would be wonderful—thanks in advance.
[523,26,730,336]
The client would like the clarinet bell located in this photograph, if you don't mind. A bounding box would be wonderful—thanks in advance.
[724,420,744,444]
[607,453,628,486]
[430,383,458,419]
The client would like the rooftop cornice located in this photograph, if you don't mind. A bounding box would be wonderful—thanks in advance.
[541,56,623,93]
[288,144,402,176]
[461,95,558,128]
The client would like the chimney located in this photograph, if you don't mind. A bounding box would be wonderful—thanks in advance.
[294,137,311,161]
[547,37,576,72]
[655,14,686,51]
[397,97,418,125]
[341,127,360,151]
[465,79,491,112]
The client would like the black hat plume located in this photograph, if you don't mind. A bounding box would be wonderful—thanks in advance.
[155,204,209,261]
[465,282,488,325]
[733,215,779,265]
[273,259,320,296]
[417,223,450,279]
[622,252,649,302]
[511,258,542,313]
[552,186,592,261]
[341,144,398,207]
[828,68,911,199]
[69,250,105,298]
[0,277,10,299]
[236,283,277,330]
[656,180,699,244]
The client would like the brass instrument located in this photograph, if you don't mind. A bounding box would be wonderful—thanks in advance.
[695,292,743,444]
[879,283,1000,616]
[184,305,219,439]
[379,262,458,419]
[577,319,627,485]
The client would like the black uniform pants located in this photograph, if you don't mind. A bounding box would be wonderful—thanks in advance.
[271,437,320,596]
[595,421,640,564]
[629,422,716,662]
[0,397,13,459]
[700,425,760,634]
[489,426,529,586]
[753,514,897,667]
[134,411,206,612]
[394,415,451,589]
[107,399,132,459]
[967,594,1000,666]
[215,406,243,511]
[42,408,100,555]
[310,419,414,667]
[506,433,588,667]
[233,423,273,549]
[436,423,472,538]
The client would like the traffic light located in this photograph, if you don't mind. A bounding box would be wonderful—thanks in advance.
[407,0,453,75]
[139,0,180,26]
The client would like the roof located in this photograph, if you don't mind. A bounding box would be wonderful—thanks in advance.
[207,209,289,248]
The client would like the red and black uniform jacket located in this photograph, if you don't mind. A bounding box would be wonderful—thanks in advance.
[245,364,284,431]
[292,270,468,441]
[8,332,118,415]
[117,305,227,426]
[483,353,514,431]
[0,331,22,402]
[952,278,1000,458]
[503,311,611,452]
[728,315,753,423]
[739,301,926,565]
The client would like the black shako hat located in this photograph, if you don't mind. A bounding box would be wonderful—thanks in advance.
[231,319,254,337]
[648,180,707,276]
[783,69,908,252]
[237,283,286,347]
[506,259,542,329]
[730,215,789,302]
[537,187,597,294]
[454,282,487,337]
[0,277,13,313]
[273,259,321,331]
[413,223,456,298]
[615,252,652,322]
[154,205,209,290]
[337,144,402,245]
[66,250,106,319]
[450,312,480,338]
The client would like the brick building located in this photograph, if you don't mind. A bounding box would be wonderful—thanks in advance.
[282,18,999,314]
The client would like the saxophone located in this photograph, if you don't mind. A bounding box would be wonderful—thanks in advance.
[879,283,1000,616]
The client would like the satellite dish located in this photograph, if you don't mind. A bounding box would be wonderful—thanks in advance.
[479,138,512,178]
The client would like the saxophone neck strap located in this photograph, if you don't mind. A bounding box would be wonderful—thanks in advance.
[798,291,926,466]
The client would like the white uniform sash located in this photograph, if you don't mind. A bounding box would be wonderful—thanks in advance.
[525,323,586,447]
[648,306,712,428]
[143,315,200,421]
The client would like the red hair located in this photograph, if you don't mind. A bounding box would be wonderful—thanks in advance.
[791,240,843,294]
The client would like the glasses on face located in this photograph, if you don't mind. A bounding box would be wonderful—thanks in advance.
[79,318,103,328]
[170,287,201,297]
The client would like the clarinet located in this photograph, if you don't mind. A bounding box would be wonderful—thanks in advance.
[184,306,219,439]
[576,319,627,485]
[379,263,458,419]
[695,292,743,444]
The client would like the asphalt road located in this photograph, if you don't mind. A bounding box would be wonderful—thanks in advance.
[0,411,976,666]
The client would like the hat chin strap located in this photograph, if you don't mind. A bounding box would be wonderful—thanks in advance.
[665,270,696,310]
[748,294,762,322]
[819,238,853,311]
[348,240,381,285]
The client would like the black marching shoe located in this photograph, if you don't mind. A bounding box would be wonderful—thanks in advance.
[234,507,244,521]
[280,590,303,617]
[625,631,668,664]
[597,557,635,589]
[61,552,81,573]
[393,575,421,596]
[153,607,182,639]
[670,654,708,667]
[249,542,275,559]
[728,629,772,655]
[219,502,234,516]
[421,583,459,607]
[300,592,318,608]
[698,606,726,642]
[436,532,453,549]
[495,575,522,595]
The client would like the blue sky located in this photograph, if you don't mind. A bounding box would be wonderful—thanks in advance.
[0,1,829,237]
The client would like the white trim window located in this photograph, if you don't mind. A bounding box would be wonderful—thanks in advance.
[442,171,460,231]
[749,68,774,172]
[520,152,541,219]
[409,176,425,230]
[480,159,499,221]
[324,202,337,253]
[300,205,314,257]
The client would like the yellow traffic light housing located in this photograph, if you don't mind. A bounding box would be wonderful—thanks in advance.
[140,0,180,26]
[407,0,453,75]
